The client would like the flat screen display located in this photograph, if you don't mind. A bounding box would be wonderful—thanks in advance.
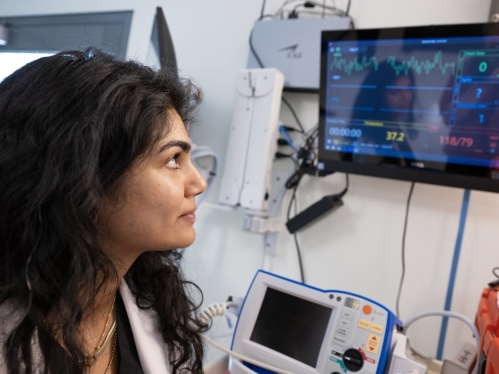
[250,287,332,368]
[318,23,499,192]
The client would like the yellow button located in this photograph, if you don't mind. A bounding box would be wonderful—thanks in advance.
[358,319,371,330]
[371,323,384,335]
[366,334,382,355]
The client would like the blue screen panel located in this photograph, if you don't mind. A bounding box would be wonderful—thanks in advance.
[318,23,499,192]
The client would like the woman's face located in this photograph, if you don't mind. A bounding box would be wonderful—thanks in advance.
[99,111,207,263]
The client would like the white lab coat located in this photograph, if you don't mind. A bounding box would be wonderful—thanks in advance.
[119,280,172,374]
[0,280,173,374]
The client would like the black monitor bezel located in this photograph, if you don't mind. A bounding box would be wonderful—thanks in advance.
[318,22,499,193]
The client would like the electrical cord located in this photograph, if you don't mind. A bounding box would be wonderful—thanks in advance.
[336,173,349,198]
[488,267,499,288]
[249,15,305,134]
[403,310,479,374]
[291,1,348,17]
[279,125,299,152]
[395,181,415,318]
[346,0,352,16]
[201,334,295,374]
[260,0,267,19]
[285,171,348,283]
[284,127,320,189]
[287,9,346,18]
[198,302,233,325]
[284,0,355,28]
[281,97,305,133]
[276,0,343,19]
[287,184,305,283]
[198,302,295,374]
[275,0,305,18]
[249,27,265,69]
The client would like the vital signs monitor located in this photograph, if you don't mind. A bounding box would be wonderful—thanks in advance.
[230,271,401,374]
[318,22,499,192]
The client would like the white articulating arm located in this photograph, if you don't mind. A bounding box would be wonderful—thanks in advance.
[218,68,286,235]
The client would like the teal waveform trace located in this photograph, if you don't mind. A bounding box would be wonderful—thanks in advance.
[329,56,379,76]
[387,51,456,76]
[330,51,457,76]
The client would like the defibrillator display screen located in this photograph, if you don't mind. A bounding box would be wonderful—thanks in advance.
[249,287,332,368]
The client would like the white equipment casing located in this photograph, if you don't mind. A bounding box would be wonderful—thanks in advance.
[230,271,400,374]
[387,334,427,374]
[218,68,284,212]
[247,18,350,91]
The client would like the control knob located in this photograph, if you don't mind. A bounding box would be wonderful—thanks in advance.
[342,348,364,372]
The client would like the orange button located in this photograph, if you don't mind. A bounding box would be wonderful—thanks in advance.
[363,305,373,315]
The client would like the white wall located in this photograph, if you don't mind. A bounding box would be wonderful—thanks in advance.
[1,0,497,365]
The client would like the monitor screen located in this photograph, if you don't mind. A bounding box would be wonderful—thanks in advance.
[318,23,499,192]
[249,287,332,368]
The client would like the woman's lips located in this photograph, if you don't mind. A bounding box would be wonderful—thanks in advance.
[179,210,196,223]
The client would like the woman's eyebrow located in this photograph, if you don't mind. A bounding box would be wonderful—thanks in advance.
[157,140,191,154]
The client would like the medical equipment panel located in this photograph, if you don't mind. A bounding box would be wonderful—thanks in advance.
[230,271,401,374]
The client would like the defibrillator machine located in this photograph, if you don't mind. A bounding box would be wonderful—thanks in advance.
[229,271,401,374]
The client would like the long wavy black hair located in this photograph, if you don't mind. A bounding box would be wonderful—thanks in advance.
[0,48,206,373]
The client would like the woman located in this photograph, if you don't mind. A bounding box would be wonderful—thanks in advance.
[0,48,208,373]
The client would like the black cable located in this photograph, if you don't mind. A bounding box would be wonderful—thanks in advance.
[488,267,499,288]
[288,9,340,18]
[249,21,305,134]
[395,181,415,318]
[287,182,297,220]
[287,184,306,283]
[281,96,305,133]
[337,173,349,198]
[346,0,352,16]
[260,0,267,19]
[249,28,265,69]
[294,234,305,283]
[291,1,348,17]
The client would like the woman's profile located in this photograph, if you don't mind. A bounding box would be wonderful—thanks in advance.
[0,48,208,374]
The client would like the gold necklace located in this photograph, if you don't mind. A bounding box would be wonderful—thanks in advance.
[104,329,118,374]
[96,299,115,347]
[82,299,116,367]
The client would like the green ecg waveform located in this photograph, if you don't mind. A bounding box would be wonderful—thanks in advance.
[330,56,379,75]
[330,51,456,76]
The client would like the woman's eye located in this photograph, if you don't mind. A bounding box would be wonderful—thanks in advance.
[166,153,181,169]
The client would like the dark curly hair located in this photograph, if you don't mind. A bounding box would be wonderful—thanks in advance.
[0,48,206,373]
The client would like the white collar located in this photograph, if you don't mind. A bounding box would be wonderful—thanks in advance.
[119,280,171,374]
